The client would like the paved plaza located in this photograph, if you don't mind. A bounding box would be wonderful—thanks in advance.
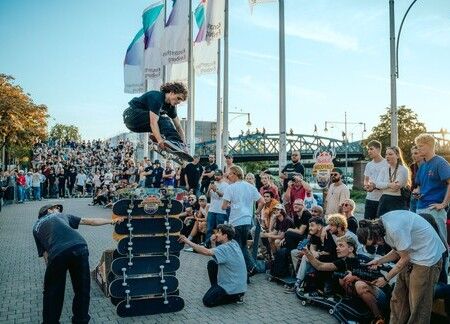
[0,199,336,324]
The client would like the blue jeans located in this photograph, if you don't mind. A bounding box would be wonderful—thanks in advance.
[17,186,25,202]
[32,186,41,200]
[205,212,227,245]
[234,224,256,271]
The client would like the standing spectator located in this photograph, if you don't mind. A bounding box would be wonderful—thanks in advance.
[143,161,154,188]
[222,165,264,276]
[200,155,218,194]
[185,156,203,196]
[303,189,318,210]
[177,162,187,190]
[47,169,57,198]
[325,168,350,215]
[162,160,176,187]
[16,170,26,203]
[67,167,77,197]
[152,160,164,188]
[205,170,229,247]
[223,154,235,181]
[25,171,33,201]
[409,145,423,213]
[414,134,450,242]
[33,203,123,324]
[279,151,305,192]
[363,140,388,219]
[372,146,410,217]
[75,169,87,198]
[32,169,42,201]
[365,210,445,324]
[178,224,247,307]
[57,169,67,199]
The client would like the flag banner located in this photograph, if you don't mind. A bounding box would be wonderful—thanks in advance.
[142,1,165,90]
[194,0,207,42]
[167,61,188,85]
[194,41,218,75]
[205,0,225,42]
[161,0,189,65]
[248,0,276,14]
[124,29,145,93]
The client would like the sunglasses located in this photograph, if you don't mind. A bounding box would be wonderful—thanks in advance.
[263,196,271,198]
[330,173,339,176]
[342,203,351,207]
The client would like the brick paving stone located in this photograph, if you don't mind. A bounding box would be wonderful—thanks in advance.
[0,198,337,323]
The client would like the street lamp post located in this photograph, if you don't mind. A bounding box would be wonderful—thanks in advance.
[324,112,366,183]
[229,111,252,128]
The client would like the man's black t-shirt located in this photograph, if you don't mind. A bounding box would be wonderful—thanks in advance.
[33,213,87,261]
[153,166,164,186]
[185,163,203,188]
[293,210,312,232]
[310,230,337,260]
[281,162,305,190]
[347,216,358,234]
[179,167,187,187]
[129,91,177,119]
[201,163,218,185]
[333,257,360,273]
[144,165,154,187]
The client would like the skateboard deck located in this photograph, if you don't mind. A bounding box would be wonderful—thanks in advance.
[110,290,179,306]
[111,254,180,277]
[109,275,178,298]
[113,198,183,216]
[266,274,297,286]
[117,235,184,255]
[149,135,194,163]
[117,295,185,317]
[115,217,183,235]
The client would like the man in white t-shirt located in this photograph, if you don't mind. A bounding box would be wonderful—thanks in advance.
[205,170,229,247]
[365,210,445,324]
[222,166,264,275]
[363,140,388,219]
[325,168,350,215]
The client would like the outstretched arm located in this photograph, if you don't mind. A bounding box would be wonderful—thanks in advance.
[80,217,124,226]
[149,112,164,146]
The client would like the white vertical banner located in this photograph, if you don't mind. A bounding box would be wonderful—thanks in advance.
[194,41,218,75]
[161,0,189,65]
[205,0,225,42]
[124,29,145,93]
[248,0,276,14]
[167,61,188,85]
[142,1,165,91]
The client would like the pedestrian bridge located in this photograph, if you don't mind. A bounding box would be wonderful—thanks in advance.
[195,133,365,166]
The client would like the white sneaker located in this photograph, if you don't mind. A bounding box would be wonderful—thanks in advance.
[183,247,194,252]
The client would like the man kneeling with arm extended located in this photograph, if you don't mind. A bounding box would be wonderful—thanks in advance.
[179,224,247,307]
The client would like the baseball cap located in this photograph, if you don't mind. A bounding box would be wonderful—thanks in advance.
[273,203,285,211]
[332,168,343,175]
[38,203,63,219]
[154,160,161,164]
[225,154,233,159]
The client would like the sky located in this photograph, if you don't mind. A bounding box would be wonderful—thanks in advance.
[0,0,449,141]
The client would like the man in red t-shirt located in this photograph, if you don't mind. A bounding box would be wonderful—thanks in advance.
[284,175,311,215]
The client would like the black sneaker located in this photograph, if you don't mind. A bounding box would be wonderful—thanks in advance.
[236,295,244,304]
[248,267,257,277]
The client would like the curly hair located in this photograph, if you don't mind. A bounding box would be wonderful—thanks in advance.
[326,213,348,230]
[357,219,385,244]
[160,82,188,100]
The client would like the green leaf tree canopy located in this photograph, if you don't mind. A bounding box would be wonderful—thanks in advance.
[50,124,82,143]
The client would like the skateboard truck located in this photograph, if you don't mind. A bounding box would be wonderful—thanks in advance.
[127,250,134,266]
[128,227,133,247]
[122,269,128,286]
[125,290,131,308]
[159,265,166,284]
[162,286,169,304]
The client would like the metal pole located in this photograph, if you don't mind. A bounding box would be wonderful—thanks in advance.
[389,0,398,146]
[187,0,196,155]
[216,39,223,169]
[143,81,149,159]
[344,111,348,183]
[222,0,229,155]
[278,0,287,173]
[162,0,167,84]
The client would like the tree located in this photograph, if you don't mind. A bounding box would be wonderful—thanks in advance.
[0,74,48,168]
[365,106,426,163]
[50,123,81,143]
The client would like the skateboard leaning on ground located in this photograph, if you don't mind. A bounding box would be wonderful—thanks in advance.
[149,135,194,164]
[113,197,183,216]
[116,295,185,317]
[111,254,180,277]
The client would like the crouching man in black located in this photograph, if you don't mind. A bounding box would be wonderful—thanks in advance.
[179,224,247,307]
[33,203,123,324]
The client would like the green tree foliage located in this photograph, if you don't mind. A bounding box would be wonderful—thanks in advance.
[50,123,82,143]
[0,74,48,167]
[365,106,427,163]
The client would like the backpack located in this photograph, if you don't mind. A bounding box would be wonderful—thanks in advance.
[270,247,291,277]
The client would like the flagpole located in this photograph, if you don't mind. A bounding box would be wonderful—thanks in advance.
[162,0,167,84]
[216,39,223,169]
[222,0,229,156]
[279,0,287,173]
[187,0,196,155]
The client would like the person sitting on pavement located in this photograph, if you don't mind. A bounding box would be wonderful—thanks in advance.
[260,203,294,255]
[310,205,324,218]
[33,203,123,324]
[179,224,247,307]
[260,191,279,231]
[340,198,358,234]
[259,173,280,201]
[184,195,209,250]
[304,236,390,324]
[283,198,312,250]
[284,174,312,215]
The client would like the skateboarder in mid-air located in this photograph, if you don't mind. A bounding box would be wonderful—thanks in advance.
[123,82,189,154]
[33,203,123,324]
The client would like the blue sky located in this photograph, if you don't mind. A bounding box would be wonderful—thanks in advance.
[1,0,449,141]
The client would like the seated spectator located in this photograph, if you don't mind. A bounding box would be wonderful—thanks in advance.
[259,173,280,201]
[303,189,318,210]
[304,236,390,324]
[310,205,324,218]
[284,175,312,215]
[260,191,279,231]
[260,204,293,255]
[340,199,358,234]
[283,199,312,250]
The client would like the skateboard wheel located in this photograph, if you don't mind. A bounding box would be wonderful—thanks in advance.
[125,304,131,309]
[125,290,130,294]
[126,223,131,228]
[128,242,133,246]
[164,300,169,305]
[161,279,166,284]
[121,267,126,272]
[160,265,164,269]
[301,300,306,306]
[128,262,133,266]
[122,282,127,286]
[128,247,133,251]
[328,309,334,315]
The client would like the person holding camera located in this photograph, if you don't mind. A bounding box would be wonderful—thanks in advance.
[284,174,312,215]
[279,151,305,192]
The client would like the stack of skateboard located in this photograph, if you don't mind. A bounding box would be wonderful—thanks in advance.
[109,194,185,317]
